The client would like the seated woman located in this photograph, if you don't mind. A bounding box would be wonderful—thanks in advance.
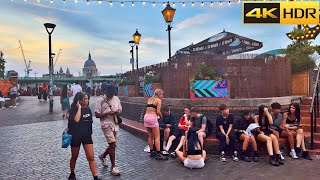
[281,103,312,160]
[253,105,284,166]
[165,106,191,158]
[176,128,206,169]
[234,111,259,162]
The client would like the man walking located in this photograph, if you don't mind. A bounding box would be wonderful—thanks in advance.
[95,84,122,176]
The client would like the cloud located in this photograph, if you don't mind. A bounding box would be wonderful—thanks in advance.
[173,13,213,32]
[142,37,166,45]
[30,2,92,15]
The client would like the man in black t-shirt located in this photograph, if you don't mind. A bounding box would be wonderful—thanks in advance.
[216,104,239,162]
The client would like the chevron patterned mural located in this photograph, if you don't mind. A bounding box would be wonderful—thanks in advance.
[124,86,129,96]
[144,83,154,97]
[190,80,228,99]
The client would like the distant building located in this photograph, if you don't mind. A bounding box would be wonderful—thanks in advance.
[42,67,73,78]
[83,52,98,78]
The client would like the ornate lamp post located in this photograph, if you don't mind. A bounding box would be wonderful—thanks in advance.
[162,3,176,62]
[44,23,56,113]
[129,40,135,72]
[133,29,141,70]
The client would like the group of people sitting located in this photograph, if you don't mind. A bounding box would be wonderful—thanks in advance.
[143,89,312,169]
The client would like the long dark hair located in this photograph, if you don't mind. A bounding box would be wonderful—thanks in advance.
[61,84,68,99]
[187,129,202,153]
[70,92,86,110]
[288,103,301,124]
[258,105,267,125]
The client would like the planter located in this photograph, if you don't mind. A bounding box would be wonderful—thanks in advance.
[119,86,124,96]
[144,83,162,97]
[190,80,229,99]
[124,85,137,97]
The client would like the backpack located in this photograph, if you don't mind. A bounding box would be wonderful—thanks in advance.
[200,115,213,135]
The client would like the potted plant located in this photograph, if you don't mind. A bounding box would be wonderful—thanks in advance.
[190,64,228,99]
[144,71,162,97]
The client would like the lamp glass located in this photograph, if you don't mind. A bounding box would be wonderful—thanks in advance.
[133,30,141,44]
[161,4,176,23]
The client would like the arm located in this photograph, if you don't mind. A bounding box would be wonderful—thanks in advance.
[156,99,162,119]
[226,116,234,136]
[216,117,227,135]
[73,105,81,123]
[254,115,263,134]
[264,108,273,125]
[197,116,207,133]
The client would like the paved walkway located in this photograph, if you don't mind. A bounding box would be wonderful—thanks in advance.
[0,96,320,180]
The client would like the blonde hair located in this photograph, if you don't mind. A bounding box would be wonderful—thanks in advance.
[153,88,163,98]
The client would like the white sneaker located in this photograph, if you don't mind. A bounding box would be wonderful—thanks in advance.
[220,151,226,162]
[2,107,5,109]
[98,154,108,167]
[232,151,239,162]
[13,106,17,108]
[110,167,120,176]
[290,151,298,159]
[144,145,150,153]
[280,153,285,160]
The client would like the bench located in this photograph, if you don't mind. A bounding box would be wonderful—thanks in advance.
[120,118,294,155]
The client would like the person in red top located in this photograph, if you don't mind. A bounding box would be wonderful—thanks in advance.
[164,106,191,158]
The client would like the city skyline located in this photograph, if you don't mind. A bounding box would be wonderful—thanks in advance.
[1,0,318,77]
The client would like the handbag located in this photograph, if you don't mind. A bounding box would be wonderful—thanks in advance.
[103,96,123,125]
[62,128,72,148]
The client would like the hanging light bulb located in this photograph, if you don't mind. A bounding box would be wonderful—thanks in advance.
[24,0,27,2]
[121,2,124,7]
[109,1,113,6]
[75,0,78,3]
[37,0,40,3]
[152,2,156,7]
[238,0,240,3]
[163,2,166,7]
[172,2,176,7]
[201,2,204,7]
[87,0,90,5]
[50,0,53,3]
[132,2,135,7]
[192,2,195,7]
[210,2,213,6]
[219,1,222,6]
[63,0,66,4]
[182,2,186,7]
[228,1,231,5]
[142,1,146,6]
[98,1,102,4]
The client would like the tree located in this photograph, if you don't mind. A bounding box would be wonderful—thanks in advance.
[0,51,5,79]
[285,27,316,73]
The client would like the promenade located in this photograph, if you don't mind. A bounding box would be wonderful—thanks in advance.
[0,96,320,180]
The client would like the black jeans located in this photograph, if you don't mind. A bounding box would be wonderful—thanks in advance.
[216,132,237,152]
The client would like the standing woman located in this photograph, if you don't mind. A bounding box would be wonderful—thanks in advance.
[144,88,168,160]
[281,103,312,160]
[68,92,101,180]
[254,105,283,166]
[37,83,43,102]
[42,83,48,101]
[60,84,71,119]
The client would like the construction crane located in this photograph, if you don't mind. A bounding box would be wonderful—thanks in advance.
[53,49,62,69]
[18,40,32,77]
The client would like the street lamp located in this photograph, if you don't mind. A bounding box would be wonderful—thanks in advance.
[129,40,135,72]
[44,22,56,113]
[162,2,176,62]
[133,29,141,70]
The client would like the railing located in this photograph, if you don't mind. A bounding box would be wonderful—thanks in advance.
[309,66,320,149]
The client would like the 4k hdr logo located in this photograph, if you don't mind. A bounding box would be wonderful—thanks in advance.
[243,2,319,24]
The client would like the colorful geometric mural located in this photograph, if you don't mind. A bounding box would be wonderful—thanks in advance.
[190,80,228,99]
[144,83,155,97]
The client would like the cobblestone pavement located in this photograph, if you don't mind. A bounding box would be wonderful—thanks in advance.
[0,97,320,180]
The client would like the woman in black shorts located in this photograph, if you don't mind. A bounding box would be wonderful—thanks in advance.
[234,111,259,162]
[253,105,283,166]
[68,92,100,180]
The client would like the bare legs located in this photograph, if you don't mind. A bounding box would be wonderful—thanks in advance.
[147,127,161,152]
[70,145,98,176]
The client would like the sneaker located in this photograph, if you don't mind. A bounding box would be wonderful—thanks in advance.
[156,152,168,160]
[253,154,260,162]
[242,155,251,162]
[276,154,284,165]
[144,145,150,153]
[295,147,302,157]
[162,150,169,155]
[68,173,76,180]
[232,152,239,162]
[110,167,120,176]
[13,106,17,108]
[150,151,157,158]
[1,107,5,110]
[269,156,279,166]
[98,154,107,167]
[170,151,176,159]
[220,152,226,162]
[280,153,285,160]
[302,151,312,160]
[290,151,298,159]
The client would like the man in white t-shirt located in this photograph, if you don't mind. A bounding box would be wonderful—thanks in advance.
[70,80,82,99]
[95,84,122,176]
